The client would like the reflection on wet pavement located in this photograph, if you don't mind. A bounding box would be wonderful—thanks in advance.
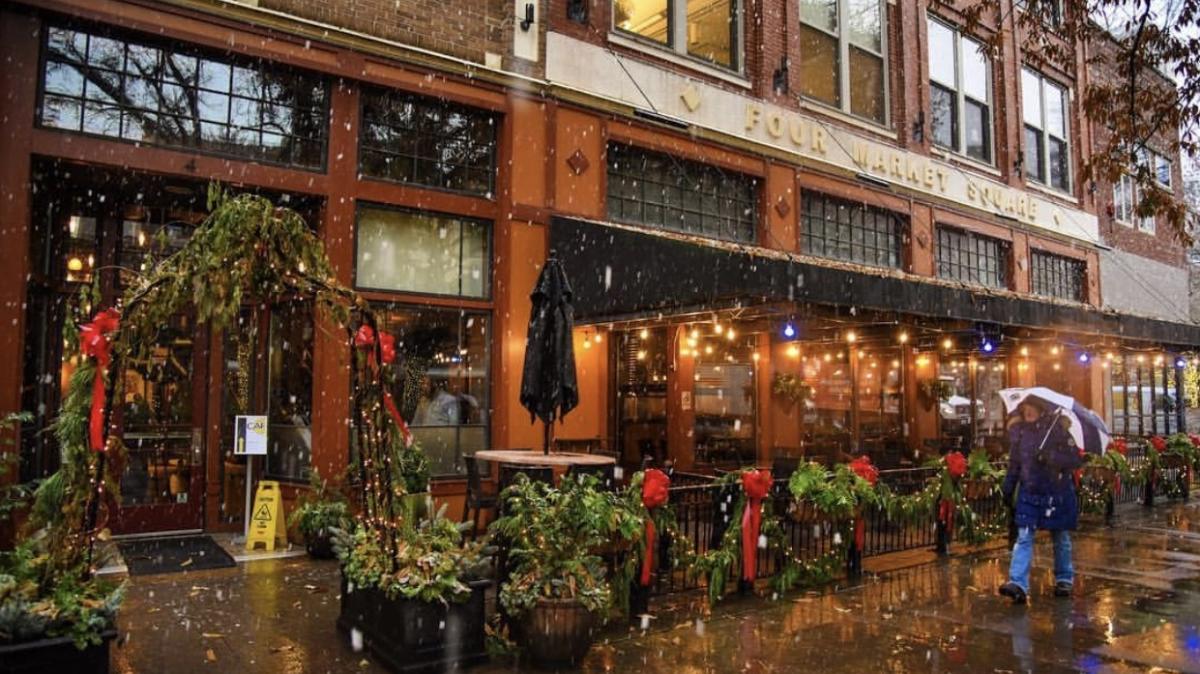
[114,500,1200,673]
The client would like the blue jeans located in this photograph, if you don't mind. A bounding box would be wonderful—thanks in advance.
[1008,526,1073,592]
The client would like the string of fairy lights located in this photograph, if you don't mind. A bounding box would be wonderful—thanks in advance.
[576,315,1199,377]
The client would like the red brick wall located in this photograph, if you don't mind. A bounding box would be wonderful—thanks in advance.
[259,0,509,65]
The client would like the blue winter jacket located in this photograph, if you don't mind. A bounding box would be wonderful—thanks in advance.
[1001,414,1085,531]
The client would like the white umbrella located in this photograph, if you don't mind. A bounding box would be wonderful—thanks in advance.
[998,387,1111,455]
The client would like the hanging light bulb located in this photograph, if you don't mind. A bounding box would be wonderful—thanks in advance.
[594,331,603,344]
[846,330,857,343]
[942,337,953,351]
[782,322,796,339]
[639,328,649,340]
[1020,346,1029,357]
[898,331,909,344]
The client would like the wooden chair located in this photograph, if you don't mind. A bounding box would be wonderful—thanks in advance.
[461,455,498,539]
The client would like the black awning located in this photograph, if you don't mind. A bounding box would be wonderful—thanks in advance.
[550,216,1200,348]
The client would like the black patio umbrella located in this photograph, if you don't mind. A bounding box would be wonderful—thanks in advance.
[519,250,579,455]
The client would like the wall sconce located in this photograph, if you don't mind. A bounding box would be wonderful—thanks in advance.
[520,3,535,31]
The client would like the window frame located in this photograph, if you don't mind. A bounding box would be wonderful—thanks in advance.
[799,0,891,126]
[1021,68,1071,192]
[605,141,761,244]
[611,0,745,73]
[800,191,906,269]
[353,202,494,300]
[1112,169,1156,233]
[935,224,1011,289]
[926,17,994,165]
[36,22,331,171]
[1029,248,1086,302]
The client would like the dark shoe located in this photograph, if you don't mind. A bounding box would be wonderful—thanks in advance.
[1054,581,1072,597]
[999,582,1027,605]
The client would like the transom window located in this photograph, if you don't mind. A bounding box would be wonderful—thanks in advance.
[1029,250,1085,301]
[1021,69,1070,192]
[612,0,741,70]
[355,204,491,299]
[936,225,1010,288]
[359,87,498,196]
[800,192,904,268]
[39,24,329,168]
[606,143,759,243]
[927,18,993,164]
[799,0,888,124]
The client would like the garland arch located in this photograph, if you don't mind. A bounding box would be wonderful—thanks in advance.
[35,185,413,574]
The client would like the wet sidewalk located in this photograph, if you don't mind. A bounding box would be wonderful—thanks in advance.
[112,499,1200,673]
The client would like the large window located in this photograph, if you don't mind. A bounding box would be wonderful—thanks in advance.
[355,205,490,298]
[927,18,992,164]
[1021,69,1070,191]
[799,0,888,124]
[1112,172,1156,233]
[613,0,741,69]
[1029,249,1085,301]
[375,306,490,477]
[606,143,759,243]
[39,24,328,168]
[693,337,757,466]
[359,87,498,196]
[936,225,1010,289]
[800,192,904,268]
[1108,355,1180,436]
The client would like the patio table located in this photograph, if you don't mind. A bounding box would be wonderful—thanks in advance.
[473,449,616,482]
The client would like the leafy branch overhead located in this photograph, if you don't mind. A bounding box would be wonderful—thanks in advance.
[938,0,1195,242]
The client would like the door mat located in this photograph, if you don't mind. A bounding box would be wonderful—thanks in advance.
[116,535,237,576]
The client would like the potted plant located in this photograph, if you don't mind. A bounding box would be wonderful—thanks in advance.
[396,439,432,522]
[771,374,814,408]
[490,473,638,668]
[288,468,350,559]
[961,449,1003,499]
[786,460,880,523]
[784,461,832,523]
[918,378,955,411]
[334,506,491,674]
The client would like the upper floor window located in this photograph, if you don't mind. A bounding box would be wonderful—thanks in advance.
[799,0,888,124]
[1141,148,1172,188]
[1021,69,1070,192]
[359,87,498,196]
[1112,172,1155,233]
[606,143,759,243]
[613,0,740,70]
[1014,0,1064,27]
[39,25,329,169]
[801,192,904,268]
[355,204,491,299]
[936,225,1009,288]
[1030,249,1085,301]
[927,18,992,164]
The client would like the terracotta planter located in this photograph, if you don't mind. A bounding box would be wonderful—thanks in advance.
[517,598,600,669]
[0,630,115,674]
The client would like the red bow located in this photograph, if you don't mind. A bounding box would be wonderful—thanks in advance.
[945,451,967,479]
[740,469,772,582]
[354,324,412,447]
[849,454,878,486]
[80,309,120,452]
[640,469,670,586]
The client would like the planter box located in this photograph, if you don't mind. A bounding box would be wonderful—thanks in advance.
[0,630,115,674]
[517,598,599,669]
[337,575,489,674]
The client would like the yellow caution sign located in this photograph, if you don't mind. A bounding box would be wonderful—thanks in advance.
[246,480,287,551]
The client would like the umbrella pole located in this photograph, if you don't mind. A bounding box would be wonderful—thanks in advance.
[543,420,551,456]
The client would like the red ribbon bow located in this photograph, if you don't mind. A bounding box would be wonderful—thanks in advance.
[945,451,967,479]
[640,469,670,586]
[740,469,772,582]
[80,309,120,452]
[354,324,412,447]
[938,498,956,539]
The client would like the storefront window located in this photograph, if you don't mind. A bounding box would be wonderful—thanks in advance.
[799,0,887,123]
[265,302,314,481]
[693,337,757,466]
[937,358,973,452]
[39,24,329,168]
[799,348,852,458]
[617,328,669,465]
[607,143,759,243]
[359,87,498,196]
[355,205,490,298]
[855,347,902,456]
[375,306,490,477]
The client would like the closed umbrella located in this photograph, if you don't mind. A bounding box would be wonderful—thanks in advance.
[998,387,1111,455]
[520,250,579,455]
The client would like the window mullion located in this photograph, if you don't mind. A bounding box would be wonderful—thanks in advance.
[839,0,850,112]
[673,0,687,55]
[955,35,964,153]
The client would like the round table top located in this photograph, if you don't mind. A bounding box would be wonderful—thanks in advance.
[472,450,616,467]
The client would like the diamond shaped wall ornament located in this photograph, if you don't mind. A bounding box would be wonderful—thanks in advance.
[567,149,590,176]
[680,84,701,112]
[774,196,791,218]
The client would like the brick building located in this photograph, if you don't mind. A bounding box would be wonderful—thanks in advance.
[1,0,1197,536]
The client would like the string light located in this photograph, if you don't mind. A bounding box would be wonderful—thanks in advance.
[639,328,649,340]
[846,330,857,343]
[942,337,953,351]
[898,331,909,344]
[1020,346,1029,357]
